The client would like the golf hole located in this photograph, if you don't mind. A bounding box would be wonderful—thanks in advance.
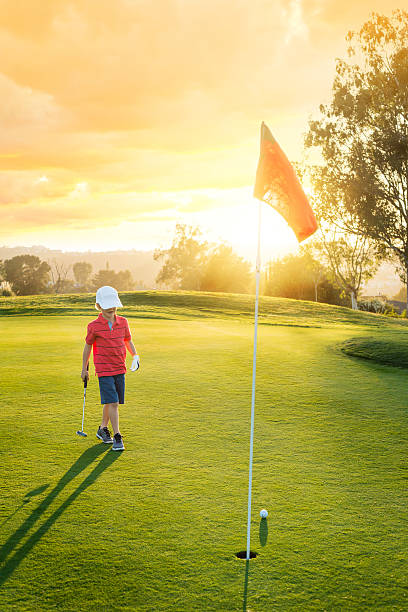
[235,551,257,560]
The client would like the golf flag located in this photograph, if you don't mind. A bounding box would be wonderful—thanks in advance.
[254,122,318,242]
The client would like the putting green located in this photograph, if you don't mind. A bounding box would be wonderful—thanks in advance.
[0,292,407,611]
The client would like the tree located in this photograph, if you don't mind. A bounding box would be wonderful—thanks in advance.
[0,260,13,296]
[200,244,252,293]
[115,270,134,291]
[73,262,93,289]
[310,233,379,309]
[305,10,408,311]
[154,224,252,293]
[3,255,51,295]
[92,270,117,290]
[265,255,314,300]
[154,225,208,290]
[296,162,381,308]
[299,247,326,302]
[264,253,345,305]
[91,269,134,291]
[393,285,407,302]
[49,259,71,294]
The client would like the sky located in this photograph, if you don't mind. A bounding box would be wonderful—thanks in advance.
[0,0,405,262]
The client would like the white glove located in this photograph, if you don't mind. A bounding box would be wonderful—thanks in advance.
[131,354,140,371]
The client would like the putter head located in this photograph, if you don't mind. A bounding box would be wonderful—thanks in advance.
[76,430,87,437]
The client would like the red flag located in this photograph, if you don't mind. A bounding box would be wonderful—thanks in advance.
[254,122,318,242]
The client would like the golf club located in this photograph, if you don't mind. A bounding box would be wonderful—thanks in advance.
[76,365,88,437]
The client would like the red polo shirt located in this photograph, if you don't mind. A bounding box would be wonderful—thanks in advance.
[85,314,132,377]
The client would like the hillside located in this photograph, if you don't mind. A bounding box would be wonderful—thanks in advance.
[2,290,408,331]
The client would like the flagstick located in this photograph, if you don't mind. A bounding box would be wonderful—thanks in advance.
[246,199,262,561]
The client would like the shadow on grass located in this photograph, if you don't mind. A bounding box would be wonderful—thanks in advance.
[242,559,250,612]
[259,518,268,547]
[0,484,50,529]
[0,444,119,585]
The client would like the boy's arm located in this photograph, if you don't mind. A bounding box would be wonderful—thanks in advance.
[81,343,92,381]
[125,339,137,356]
[125,340,140,371]
[124,320,139,370]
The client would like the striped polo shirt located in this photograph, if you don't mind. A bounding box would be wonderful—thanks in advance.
[85,313,132,377]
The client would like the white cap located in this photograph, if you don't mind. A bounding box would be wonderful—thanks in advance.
[95,286,123,310]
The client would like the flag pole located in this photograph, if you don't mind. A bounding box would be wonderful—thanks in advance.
[246,198,262,561]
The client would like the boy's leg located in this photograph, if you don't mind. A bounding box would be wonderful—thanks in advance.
[96,405,113,442]
[107,402,119,435]
[101,404,110,428]
[96,376,116,443]
[109,402,124,451]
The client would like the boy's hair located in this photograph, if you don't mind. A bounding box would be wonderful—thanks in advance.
[96,303,102,311]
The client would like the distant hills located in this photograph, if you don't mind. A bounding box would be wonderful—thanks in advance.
[0,246,161,289]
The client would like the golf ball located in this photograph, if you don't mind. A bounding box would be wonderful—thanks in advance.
[260,509,268,518]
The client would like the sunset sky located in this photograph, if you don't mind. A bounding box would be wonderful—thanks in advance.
[0,0,404,261]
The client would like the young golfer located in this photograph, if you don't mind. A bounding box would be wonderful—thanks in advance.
[81,285,139,451]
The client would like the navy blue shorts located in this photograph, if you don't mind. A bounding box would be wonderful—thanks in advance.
[98,374,125,405]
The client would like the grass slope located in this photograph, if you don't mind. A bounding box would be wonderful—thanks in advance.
[341,335,408,369]
[0,292,407,611]
[2,290,408,328]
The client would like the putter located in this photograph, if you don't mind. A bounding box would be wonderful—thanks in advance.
[76,365,88,437]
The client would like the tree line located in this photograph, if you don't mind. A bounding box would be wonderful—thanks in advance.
[0,256,141,296]
[153,224,401,309]
[0,228,402,310]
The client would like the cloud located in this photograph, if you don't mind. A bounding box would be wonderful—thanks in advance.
[0,0,403,250]
[0,186,253,235]
[0,73,64,155]
[0,170,69,204]
[0,1,292,134]
[0,1,399,135]
[284,0,309,45]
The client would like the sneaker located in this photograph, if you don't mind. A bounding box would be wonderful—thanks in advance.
[96,426,113,444]
[112,433,125,451]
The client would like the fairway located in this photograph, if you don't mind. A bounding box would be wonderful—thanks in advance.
[1,292,408,611]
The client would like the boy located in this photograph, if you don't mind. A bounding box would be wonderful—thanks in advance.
[81,285,139,451]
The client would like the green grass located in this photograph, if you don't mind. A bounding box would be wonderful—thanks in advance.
[340,335,408,368]
[2,290,408,329]
[1,291,408,611]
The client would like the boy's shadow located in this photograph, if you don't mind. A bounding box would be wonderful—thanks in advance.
[0,444,119,585]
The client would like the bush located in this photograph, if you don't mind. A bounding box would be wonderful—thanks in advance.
[358,298,402,317]
[358,298,389,313]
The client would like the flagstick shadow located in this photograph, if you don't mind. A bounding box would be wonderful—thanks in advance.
[242,559,250,612]
[0,503,26,530]
[0,444,107,569]
[0,447,120,586]
[0,485,51,529]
